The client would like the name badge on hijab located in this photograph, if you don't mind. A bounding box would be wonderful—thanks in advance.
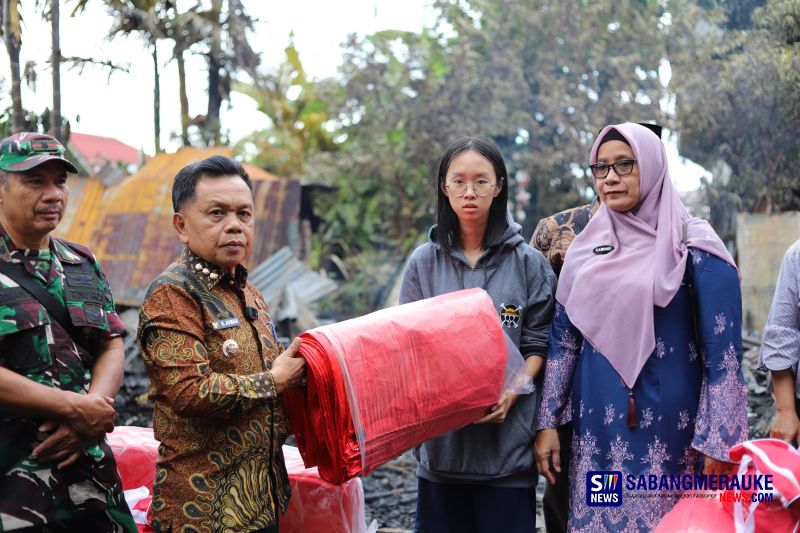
[593,245,615,255]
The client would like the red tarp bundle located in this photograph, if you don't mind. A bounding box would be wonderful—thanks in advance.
[107,426,159,532]
[282,445,371,533]
[654,439,800,533]
[284,288,508,484]
[108,427,371,533]
[722,439,800,532]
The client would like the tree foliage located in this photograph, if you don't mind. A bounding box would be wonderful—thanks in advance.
[312,0,676,256]
[274,0,682,314]
[12,0,795,318]
[233,41,337,177]
[435,0,673,233]
[671,0,800,226]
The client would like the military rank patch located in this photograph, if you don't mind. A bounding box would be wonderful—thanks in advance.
[499,303,522,329]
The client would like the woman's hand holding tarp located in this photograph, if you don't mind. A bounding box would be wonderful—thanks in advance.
[476,353,543,424]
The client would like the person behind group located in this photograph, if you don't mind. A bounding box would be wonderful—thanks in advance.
[760,239,800,445]
[137,155,306,533]
[532,198,599,277]
[531,186,598,533]
[0,132,136,531]
[531,122,661,533]
[534,122,748,531]
[400,136,556,533]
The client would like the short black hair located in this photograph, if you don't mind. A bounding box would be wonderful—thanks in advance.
[172,155,253,212]
[435,136,509,252]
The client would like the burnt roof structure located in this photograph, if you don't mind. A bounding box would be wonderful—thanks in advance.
[59,147,301,306]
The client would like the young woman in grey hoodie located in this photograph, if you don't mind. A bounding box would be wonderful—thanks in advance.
[400,136,556,532]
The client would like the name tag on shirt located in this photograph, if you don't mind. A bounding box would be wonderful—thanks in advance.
[212,317,241,330]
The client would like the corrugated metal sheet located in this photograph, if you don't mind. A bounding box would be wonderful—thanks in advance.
[60,147,301,307]
[57,176,107,241]
[250,247,337,307]
[249,247,337,330]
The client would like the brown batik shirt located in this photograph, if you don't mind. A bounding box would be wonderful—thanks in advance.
[137,249,290,533]
[530,199,600,276]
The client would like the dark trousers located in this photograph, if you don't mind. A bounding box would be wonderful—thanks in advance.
[542,422,572,533]
[15,501,137,533]
[414,477,537,533]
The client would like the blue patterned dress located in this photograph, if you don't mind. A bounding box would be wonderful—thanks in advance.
[537,248,749,532]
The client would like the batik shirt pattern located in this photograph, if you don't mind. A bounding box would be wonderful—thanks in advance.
[531,200,600,275]
[137,249,290,533]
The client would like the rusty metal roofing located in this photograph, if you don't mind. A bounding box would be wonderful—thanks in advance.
[58,147,300,307]
[58,175,106,241]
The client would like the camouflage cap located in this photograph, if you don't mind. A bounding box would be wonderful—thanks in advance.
[0,132,78,174]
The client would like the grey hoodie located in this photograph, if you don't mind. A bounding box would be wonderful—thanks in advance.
[400,212,556,487]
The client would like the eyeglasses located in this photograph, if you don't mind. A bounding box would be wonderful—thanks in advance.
[589,159,637,179]
[445,178,501,197]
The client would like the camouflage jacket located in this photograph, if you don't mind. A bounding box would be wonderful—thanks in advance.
[137,248,290,533]
[530,199,600,276]
[0,224,128,530]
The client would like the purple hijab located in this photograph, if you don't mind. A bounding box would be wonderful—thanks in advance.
[556,122,736,389]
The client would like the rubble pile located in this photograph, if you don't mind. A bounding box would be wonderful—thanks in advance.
[742,345,773,438]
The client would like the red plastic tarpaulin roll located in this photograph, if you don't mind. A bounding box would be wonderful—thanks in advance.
[284,288,509,484]
[108,428,372,533]
[281,445,372,533]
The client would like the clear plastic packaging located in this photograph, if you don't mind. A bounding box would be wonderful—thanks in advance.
[503,331,536,395]
[282,445,377,533]
[107,426,159,531]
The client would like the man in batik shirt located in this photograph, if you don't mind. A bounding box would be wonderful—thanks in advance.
[0,132,135,532]
[530,198,597,533]
[531,199,599,276]
[137,155,306,533]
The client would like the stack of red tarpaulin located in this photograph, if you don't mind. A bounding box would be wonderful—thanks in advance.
[108,426,372,533]
[282,444,376,533]
[107,426,159,533]
[284,288,516,485]
[654,439,800,533]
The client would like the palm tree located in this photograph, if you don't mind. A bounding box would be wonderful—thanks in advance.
[205,0,222,145]
[198,0,258,146]
[79,0,259,149]
[103,0,165,153]
[164,3,208,146]
[1,0,24,131]
[50,0,62,140]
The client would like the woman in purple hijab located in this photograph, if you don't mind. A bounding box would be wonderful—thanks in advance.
[533,123,748,532]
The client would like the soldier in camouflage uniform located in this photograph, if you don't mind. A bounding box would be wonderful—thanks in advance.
[0,132,136,532]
